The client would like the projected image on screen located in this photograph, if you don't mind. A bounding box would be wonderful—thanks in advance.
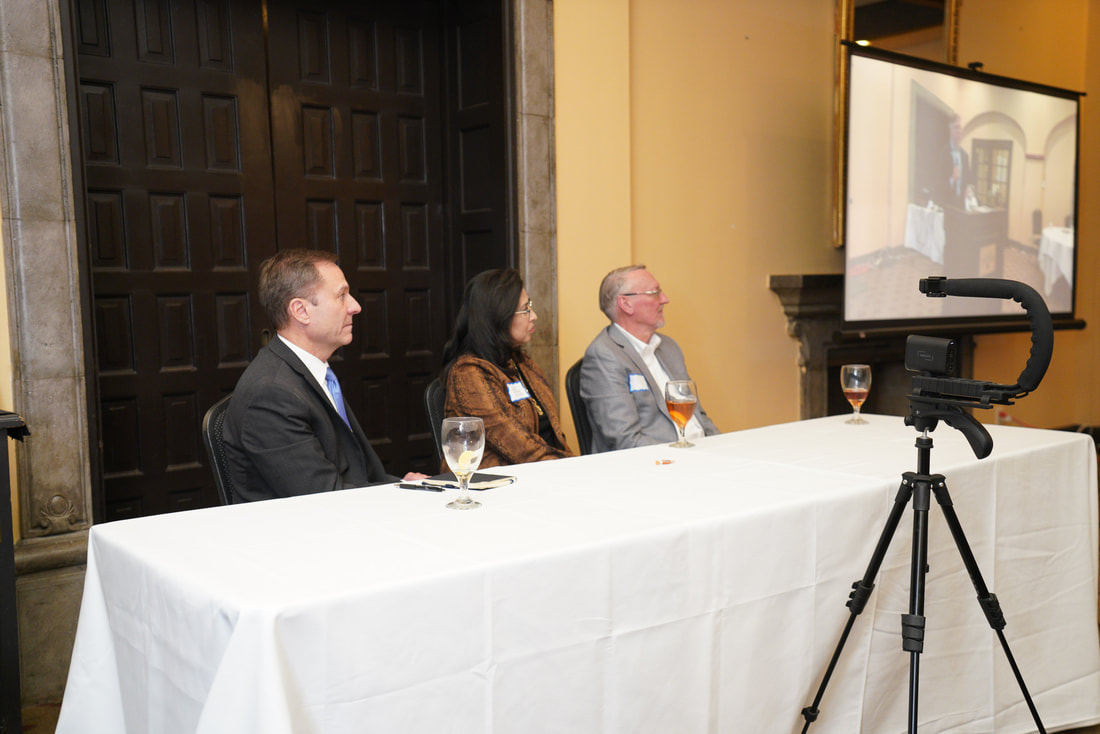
[843,48,1079,326]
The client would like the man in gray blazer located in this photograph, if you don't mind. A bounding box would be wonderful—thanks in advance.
[579,265,719,453]
[223,249,426,502]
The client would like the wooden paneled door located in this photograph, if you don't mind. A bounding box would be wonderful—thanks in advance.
[77,0,278,519]
[266,0,448,474]
[72,0,512,520]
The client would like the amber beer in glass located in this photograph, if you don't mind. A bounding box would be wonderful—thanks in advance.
[840,364,872,425]
[664,380,698,448]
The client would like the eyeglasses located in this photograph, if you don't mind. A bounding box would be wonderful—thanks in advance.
[515,300,535,317]
[620,288,663,298]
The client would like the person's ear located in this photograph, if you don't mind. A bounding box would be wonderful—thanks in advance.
[287,297,311,325]
[618,295,634,316]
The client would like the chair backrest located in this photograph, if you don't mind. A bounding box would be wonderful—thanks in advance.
[1032,208,1043,234]
[201,394,237,505]
[424,378,445,461]
[564,358,594,455]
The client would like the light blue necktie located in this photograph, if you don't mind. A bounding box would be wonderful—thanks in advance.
[324,366,350,427]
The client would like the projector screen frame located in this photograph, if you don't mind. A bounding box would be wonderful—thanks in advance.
[838,42,1084,337]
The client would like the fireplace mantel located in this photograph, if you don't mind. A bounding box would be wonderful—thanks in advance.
[769,274,844,420]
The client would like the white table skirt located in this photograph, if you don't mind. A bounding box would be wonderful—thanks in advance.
[56,415,1100,733]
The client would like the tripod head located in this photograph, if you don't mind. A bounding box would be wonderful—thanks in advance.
[904,277,1054,459]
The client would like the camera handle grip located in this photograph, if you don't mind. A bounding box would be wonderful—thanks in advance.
[908,398,994,459]
[919,277,1053,394]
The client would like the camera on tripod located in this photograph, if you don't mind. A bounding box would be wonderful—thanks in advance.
[800,277,1057,734]
[902,277,1054,459]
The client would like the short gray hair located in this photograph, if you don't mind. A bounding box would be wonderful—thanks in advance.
[598,265,646,321]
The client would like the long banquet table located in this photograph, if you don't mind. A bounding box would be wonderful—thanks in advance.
[56,415,1100,733]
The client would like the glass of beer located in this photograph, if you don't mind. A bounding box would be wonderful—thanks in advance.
[840,364,872,425]
[664,380,698,448]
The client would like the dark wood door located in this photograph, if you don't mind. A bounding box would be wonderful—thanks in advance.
[73,0,513,519]
[444,0,515,295]
[266,0,448,474]
[77,0,277,518]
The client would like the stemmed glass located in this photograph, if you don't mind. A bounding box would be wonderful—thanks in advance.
[664,380,698,448]
[840,364,872,425]
[441,417,485,510]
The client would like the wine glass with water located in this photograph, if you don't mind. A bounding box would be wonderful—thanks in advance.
[840,364,871,425]
[441,417,485,510]
[664,380,698,448]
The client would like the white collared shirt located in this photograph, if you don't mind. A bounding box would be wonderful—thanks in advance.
[278,334,342,413]
[613,323,705,439]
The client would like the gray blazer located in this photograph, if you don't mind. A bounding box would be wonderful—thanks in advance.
[579,325,718,453]
[222,337,395,502]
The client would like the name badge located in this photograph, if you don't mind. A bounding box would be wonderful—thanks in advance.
[506,380,531,402]
[628,373,649,392]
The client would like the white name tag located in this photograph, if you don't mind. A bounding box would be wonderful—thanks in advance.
[506,380,531,402]
[628,373,649,392]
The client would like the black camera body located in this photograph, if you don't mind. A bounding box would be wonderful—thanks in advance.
[905,335,957,377]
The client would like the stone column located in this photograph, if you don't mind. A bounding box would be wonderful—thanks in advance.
[0,0,94,704]
[513,0,559,392]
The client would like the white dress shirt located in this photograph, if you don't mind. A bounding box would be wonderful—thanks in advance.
[278,334,342,413]
[613,324,705,439]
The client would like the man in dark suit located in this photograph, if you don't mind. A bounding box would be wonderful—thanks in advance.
[578,265,719,453]
[223,249,426,502]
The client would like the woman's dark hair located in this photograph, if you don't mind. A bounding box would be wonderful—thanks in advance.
[442,269,524,373]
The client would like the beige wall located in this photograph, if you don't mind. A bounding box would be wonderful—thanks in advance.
[555,0,1100,444]
[554,0,635,434]
[556,0,842,442]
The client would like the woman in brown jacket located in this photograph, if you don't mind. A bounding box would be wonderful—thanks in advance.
[441,269,574,468]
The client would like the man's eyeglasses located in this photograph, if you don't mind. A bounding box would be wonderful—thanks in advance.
[620,288,663,298]
[515,300,535,317]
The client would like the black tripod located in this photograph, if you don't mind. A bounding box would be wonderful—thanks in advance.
[798,412,1046,733]
[799,276,1055,731]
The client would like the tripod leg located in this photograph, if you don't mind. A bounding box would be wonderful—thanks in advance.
[799,476,915,732]
[903,476,932,734]
[930,478,1047,733]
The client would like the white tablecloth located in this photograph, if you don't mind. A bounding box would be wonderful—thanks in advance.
[905,203,945,264]
[56,415,1100,733]
[1039,226,1074,295]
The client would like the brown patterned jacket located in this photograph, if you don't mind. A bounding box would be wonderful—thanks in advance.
[443,352,574,469]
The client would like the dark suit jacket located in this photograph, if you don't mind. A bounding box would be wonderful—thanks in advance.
[443,352,573,469]
[223,337,395,502]
[579,325,718,453]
